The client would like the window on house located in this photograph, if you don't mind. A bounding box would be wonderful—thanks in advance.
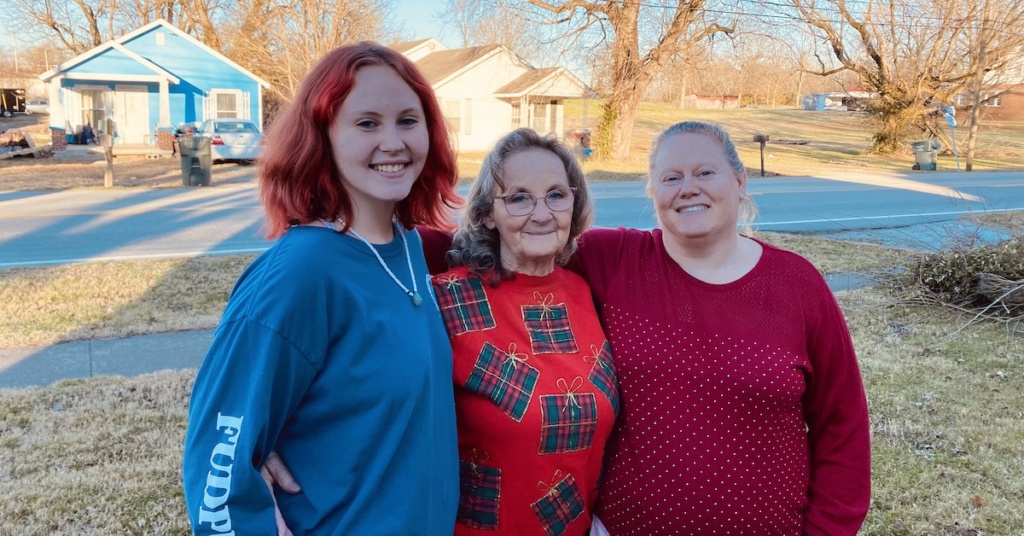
[511,103,521,128]
[211,90,242,118]
[953,92,1003,107]
[80,89,108,134]
[532,102,547,132]
[548,100,557,135]
[445,100,461,134]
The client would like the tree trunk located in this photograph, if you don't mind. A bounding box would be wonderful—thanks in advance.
[966,23,987,172]
[596,89,644,159]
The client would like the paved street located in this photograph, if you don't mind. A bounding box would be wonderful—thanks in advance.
[2,170,1023,267]
[2,169,1023,388]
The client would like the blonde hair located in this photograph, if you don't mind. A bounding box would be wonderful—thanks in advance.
[647,121,758,233]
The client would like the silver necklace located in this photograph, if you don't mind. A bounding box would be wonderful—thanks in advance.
[327,218,422,307]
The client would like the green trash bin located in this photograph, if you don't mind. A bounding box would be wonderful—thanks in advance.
[910,139,940,171]
[179,136,213,186]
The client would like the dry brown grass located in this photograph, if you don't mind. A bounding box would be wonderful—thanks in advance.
[0,256,255,349]
[840,289,1024,534]
[0,371,193,535]
[2,283,1023,534]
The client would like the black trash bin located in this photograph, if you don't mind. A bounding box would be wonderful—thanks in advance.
[179,135,212,186]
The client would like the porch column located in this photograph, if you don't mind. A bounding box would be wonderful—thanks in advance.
[556,99,565,139]
[159,79,171,127]
[48,76,65,130]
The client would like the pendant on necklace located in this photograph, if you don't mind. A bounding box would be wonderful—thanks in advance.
[410,291,423,307]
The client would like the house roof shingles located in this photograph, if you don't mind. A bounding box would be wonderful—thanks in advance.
[414,45,502,84]
[391,38,431,54]
[494,67,560,96]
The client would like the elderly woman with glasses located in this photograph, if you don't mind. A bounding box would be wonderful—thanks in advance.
[431,128,618,535]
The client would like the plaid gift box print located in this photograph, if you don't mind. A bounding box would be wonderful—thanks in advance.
[458,459,501,529]
[465,342,539,422]
[538,392,598,454]
[588,341,619,415]
[521,299,578,354]
[433,274,496,335]
[531,473,585,536]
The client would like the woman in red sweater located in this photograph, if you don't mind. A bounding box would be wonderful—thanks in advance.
[434,128,617,535]
[575,121,870,536]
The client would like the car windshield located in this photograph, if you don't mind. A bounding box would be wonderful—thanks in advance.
[214,122,259,133]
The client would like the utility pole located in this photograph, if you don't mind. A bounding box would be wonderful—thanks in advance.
[12,33,20,73]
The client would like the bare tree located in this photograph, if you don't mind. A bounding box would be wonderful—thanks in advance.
[222,0,395,104]
[509,0,733,159]
[13,0,111,53]
[790,0,1024,155]
[13,0,228,53]
[435,0,546,62]
[959,0,1024,170]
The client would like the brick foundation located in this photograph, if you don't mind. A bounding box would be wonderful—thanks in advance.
[50,127,67,151]
[157,128,175,151]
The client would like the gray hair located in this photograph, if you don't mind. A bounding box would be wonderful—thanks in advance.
[448,128,594,282]
[647,121,758,231]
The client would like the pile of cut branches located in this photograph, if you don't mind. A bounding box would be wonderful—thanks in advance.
[893,235,1024,334]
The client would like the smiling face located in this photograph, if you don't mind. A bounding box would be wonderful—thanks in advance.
[329,64,429,224]
[649,132,747,246]
[484,148,574,276]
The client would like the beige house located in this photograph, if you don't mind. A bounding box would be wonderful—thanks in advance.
[395,39,595,151]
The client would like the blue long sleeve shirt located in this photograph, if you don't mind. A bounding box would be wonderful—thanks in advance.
[183,225,459,535]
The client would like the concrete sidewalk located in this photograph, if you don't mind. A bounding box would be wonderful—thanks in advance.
[0,329,213,390]
[0,273,879,390]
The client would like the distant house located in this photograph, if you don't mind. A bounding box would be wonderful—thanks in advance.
[680,94,740,110]
[952,51,1024,121]
[38,19,268,150]
[801,90,875,111]
[395,38,595,151]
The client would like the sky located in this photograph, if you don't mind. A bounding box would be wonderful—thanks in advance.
[394,0,451,43]
[0,0,451,57]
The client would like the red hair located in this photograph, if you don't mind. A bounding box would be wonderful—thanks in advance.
[259,42,460,239]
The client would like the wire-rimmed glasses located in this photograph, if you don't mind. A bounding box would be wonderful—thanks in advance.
[494,187,577,216]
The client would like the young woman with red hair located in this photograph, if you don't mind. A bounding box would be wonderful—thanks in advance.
[183,42,461,535]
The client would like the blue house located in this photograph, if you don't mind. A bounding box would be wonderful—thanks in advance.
[38,19,268,150]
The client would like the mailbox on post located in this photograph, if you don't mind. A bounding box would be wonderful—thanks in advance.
[753,134,770,177]
[100,134,114,187]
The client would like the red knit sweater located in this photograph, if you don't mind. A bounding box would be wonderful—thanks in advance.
[568,228,870,536]
[432,266,618,536]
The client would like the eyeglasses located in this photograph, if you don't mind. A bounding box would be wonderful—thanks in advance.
[495,188,577,216]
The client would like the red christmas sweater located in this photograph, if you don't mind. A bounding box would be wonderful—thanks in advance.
[432,265,618,536]
[569,228,871,536]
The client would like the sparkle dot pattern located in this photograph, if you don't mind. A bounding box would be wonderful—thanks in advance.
[568,227,871,536]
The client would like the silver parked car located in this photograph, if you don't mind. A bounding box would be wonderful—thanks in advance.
[197,118,264,164]
[25,99,49,115]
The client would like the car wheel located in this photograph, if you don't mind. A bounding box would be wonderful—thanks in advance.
[1,110,12,118]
